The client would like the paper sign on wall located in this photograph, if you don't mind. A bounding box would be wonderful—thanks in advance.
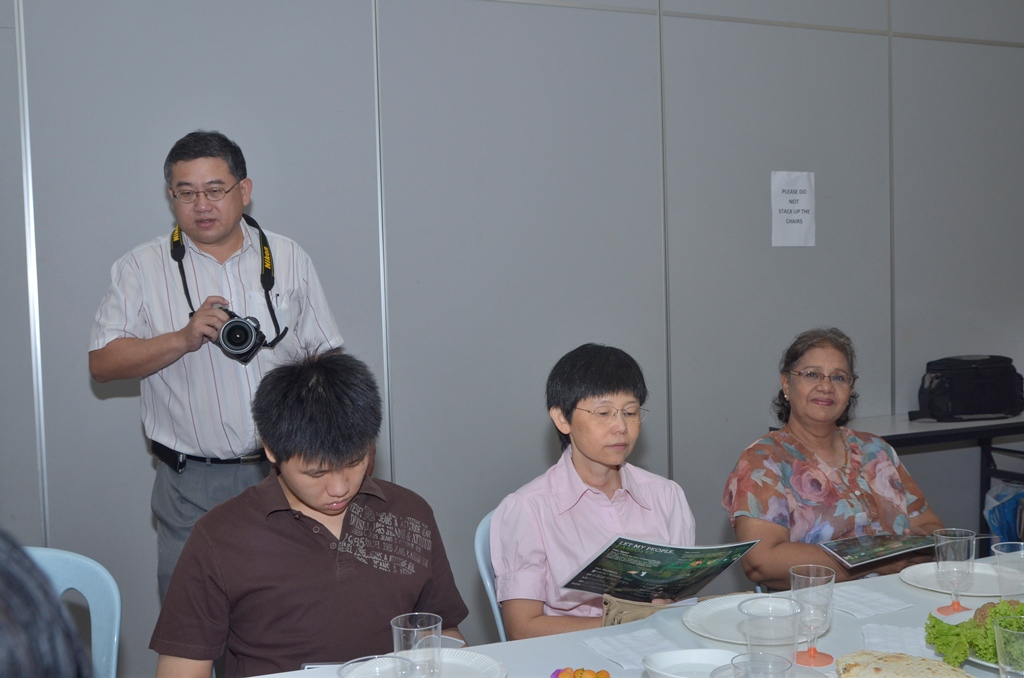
[771,171,815,247]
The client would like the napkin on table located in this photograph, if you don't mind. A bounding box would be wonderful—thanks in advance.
[832,585,914,618]
[861,623,934,658]
[583,627,681,670]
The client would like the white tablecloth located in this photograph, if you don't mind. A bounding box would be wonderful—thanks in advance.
[254,566,1000,677]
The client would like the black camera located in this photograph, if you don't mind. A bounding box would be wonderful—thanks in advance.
[216,309,266,365]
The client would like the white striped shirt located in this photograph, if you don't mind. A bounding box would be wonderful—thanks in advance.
[90,222,342,459]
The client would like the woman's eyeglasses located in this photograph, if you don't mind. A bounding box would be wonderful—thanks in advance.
[574,405,649,424]
[787,370,856,388]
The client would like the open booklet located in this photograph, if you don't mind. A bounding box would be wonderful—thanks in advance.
[818,534,935,569]
[559,537,758,603]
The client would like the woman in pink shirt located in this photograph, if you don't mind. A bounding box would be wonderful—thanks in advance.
[490,344,696,639]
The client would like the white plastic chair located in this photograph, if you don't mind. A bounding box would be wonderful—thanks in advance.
[474,510,507,642]
[26,546,121,678]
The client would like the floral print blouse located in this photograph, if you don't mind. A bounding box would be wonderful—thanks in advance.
[722,427,929,544]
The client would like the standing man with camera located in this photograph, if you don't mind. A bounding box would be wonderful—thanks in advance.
[89,130,342,599]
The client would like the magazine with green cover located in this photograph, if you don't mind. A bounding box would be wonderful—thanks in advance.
[559,538,758,603]
[818,534,935,569]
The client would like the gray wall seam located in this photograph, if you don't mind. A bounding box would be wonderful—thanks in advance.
[661,12,888,36]
[372,0,396,483]
[14,0,49,546]
[888,1,896,415]
[484,0,657,15]
[660,11,1024,49]
[891,32,1024,49]
[657,0,674,480]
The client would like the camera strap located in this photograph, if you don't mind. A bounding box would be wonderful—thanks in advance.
[169,214,289,348]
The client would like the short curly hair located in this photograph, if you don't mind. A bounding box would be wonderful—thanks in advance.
[772,327,859,426]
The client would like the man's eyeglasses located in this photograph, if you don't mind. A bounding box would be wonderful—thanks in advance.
[172,179,241,204]
[787,370,856,388]
[575,405,649,424]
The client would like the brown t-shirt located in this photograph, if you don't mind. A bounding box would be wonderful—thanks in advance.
[150,472,469,677]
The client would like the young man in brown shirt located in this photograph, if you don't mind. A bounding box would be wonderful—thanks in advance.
[150,348,467,677]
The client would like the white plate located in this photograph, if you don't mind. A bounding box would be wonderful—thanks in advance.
[682,594,821,645]
[709,666,827,678]
[338,650,505,678]
[966,653,1000,671]
[437,650,506,678]
[642,649,738,678]
[899,562,1001,597]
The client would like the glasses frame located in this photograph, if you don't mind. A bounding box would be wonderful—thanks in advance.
[574,405,649,424]
[172,179,242,204]
[787,370,856,388]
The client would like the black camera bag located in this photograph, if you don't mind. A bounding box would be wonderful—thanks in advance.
[908,355,1024,421]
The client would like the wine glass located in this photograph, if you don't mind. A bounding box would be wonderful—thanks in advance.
[789,564,835,667]
[934,528,976,616]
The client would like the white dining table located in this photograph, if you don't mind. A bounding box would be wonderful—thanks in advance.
[254,564,1004,678]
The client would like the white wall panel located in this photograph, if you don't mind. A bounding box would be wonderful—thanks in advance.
[893,0,1024,44]
[891,37,1024,532]
[377,0,665,644]
[663,17,892,592]
[892,38,1024,410]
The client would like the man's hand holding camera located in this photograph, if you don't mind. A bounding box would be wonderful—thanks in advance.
[183,298,267,364]
[89,295,255,382]
[179,296,231,353]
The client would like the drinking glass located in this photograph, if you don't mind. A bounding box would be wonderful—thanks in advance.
[934,528,976,616]
[994,616,1024,677]
[729,652,793,678]
[994,542,1024,601]
[737,595,801,665]
[391,612,442,678]
[789,564,835,667]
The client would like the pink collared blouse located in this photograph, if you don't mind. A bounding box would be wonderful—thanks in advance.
[490,448,696,617]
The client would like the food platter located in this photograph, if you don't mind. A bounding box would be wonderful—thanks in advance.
[899,562,1001,597]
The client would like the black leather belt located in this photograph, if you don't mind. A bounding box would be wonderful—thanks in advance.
[151,440,266,474]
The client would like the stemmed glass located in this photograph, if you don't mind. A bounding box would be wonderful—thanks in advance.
[789,564,835,667]
[934,528,976,616]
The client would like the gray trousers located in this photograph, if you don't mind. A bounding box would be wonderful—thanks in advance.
[151,458,270,600]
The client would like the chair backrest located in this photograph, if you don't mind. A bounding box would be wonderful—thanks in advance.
[25,547,121,678]
[474,510,507,642]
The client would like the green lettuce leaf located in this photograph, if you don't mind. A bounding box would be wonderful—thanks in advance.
[925,601,1024,666]
[972,601,1024,663]
[925,613,969,666]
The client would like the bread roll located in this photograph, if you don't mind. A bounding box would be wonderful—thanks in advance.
[837,650,969,677]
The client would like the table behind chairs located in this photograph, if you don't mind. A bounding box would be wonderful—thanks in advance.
[852,412,1024,542]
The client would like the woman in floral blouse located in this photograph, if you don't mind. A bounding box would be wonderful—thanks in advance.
[722,328,944,589]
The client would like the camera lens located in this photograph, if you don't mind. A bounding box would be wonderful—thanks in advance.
[221,318,255,352]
